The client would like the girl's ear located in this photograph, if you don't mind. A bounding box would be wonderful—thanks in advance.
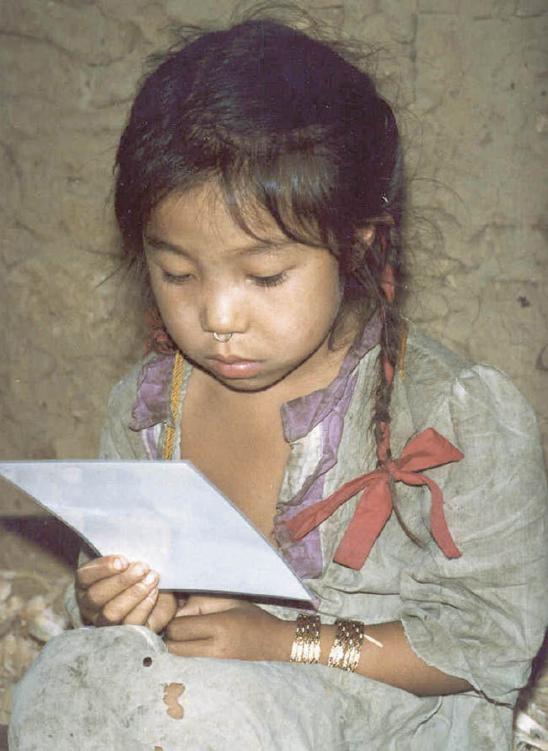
[348,225,375,271]
[360,225,376,248]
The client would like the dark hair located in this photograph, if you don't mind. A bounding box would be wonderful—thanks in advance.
[115,13,406,463]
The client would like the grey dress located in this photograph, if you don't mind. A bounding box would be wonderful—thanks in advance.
[8,322,548,751]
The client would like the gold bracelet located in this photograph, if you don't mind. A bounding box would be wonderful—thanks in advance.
[328,619,366,672]
[289,613,321,664]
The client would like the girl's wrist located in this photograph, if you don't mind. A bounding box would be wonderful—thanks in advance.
[287,613,337,666]
[287,615,378,672]
[268,615,298,662]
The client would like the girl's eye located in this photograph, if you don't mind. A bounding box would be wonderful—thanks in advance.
[251,272,288,288]
[162,271,192,285]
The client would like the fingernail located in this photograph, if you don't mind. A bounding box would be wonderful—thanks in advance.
[113,557,128,571]
[132,562,148,577]
[143,571,158,586]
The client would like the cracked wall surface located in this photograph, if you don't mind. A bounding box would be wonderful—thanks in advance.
[0,1,546,470]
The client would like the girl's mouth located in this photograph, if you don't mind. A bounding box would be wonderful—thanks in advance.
[207,355,263,379]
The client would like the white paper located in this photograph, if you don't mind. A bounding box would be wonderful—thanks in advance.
[0,460,312,603]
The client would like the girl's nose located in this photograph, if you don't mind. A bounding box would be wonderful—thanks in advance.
[199,281,247,336]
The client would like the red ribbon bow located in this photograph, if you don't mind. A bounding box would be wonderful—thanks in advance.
[285,427,464,570]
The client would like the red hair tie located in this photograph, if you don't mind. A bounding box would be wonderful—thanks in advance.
[144,308,176,355]
[380,262,395,304]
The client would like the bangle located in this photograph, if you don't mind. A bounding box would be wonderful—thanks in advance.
[289,613,321,664]
[328,619,366,672]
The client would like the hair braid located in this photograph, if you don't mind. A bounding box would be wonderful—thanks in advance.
[366,223,421,545]
[373,300,401,461]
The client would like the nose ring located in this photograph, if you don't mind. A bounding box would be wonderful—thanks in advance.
[213,332,233,342]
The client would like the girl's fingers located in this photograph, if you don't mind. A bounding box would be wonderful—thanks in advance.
[93,570,159,625]
[147,593,178,633]
[76,555,129,588]
[81,562,151,610]
[165,613,216,642]
[175,594,240,616]
[122,587,159,626]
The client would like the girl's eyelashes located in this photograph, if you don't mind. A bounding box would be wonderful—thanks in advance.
[162,271,192,285]
[251,272,288,288]
[161,269,289,288]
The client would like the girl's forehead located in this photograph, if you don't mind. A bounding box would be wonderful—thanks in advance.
[148,183,288,246]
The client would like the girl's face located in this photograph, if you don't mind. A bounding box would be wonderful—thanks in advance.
[144,183,346,393]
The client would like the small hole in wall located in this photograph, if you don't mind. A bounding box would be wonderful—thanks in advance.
[143,656,153,667]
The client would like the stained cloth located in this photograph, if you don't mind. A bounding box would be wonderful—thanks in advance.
[9,323,548,750]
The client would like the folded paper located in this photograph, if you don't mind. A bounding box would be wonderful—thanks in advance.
[0,460,312,603]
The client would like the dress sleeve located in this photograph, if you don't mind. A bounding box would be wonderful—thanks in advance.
[98,377,147,460]
[400,364,548,705]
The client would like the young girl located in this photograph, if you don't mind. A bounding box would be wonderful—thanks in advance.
[9,14,547,751]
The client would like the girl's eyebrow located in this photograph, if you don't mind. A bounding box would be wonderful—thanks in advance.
[143,235,192,258]
[143,234,293,257]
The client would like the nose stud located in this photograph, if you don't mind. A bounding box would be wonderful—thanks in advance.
[213,332,233,342]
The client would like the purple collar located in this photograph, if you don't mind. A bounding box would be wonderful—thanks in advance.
[129,353,175,431]
[281,313,382,442]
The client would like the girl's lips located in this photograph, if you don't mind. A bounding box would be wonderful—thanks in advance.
[207,356,263,379]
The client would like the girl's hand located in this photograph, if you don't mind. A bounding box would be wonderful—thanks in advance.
[165,600,294,661]
[174,594,244,617]
[75,555,177,633]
